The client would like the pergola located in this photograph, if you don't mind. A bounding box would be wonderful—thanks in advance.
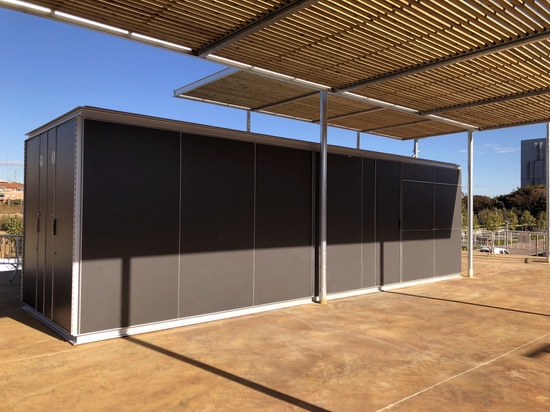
[4,0,550,293]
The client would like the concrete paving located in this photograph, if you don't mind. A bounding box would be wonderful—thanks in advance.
[1,253,550,411]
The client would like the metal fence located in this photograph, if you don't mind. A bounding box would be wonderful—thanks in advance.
[462,229,547,255]
[0,234,23,282]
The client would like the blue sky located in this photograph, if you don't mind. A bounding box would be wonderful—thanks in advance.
[1,7,547,197]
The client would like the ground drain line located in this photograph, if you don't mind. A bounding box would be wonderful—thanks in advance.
[376,331,550,411]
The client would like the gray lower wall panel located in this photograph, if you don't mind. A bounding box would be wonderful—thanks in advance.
[254,144,313,304]
[376,159,401,285]
[435,229,462,276]
[327,154,362,293]
[180,251,254,316]
[362,158,376,287]
[128,255,180,324]
[254,247,312,304]
[180,134,255,317]
[402,230,434,281]
[80,120,181,333]
[80,259,124,333]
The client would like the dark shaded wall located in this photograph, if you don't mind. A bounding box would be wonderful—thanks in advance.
[325,156,461,293]
[78,121,315,333]
[23,120,75,331]
[24,115,461,337]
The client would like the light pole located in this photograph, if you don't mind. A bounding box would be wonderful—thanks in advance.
[496,200,508,249]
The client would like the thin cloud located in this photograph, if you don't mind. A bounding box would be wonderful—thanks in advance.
[459,149,486,155]
[483,143,517,154]
[0,160,24,167]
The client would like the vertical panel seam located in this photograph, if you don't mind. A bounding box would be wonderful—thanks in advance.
[178,131,182,319]
[74,117,81,335]
[253,142,256,306]
[360,157,364,289]
[373,159,377,287]
[311,150,316,296]
[400,162,403,283]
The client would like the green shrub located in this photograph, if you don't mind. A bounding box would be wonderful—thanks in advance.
[1,215,23,234]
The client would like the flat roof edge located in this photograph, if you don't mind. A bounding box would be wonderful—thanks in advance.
[26,106,460,169]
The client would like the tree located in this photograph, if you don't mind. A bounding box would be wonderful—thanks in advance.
[520,210,536,231]
[1,215,22,235]
[505,210,518,230]
[473,195,495,215]
[478,208,503,232]
[536,211,547,232]
[462,202,480,229]
[503,185,546,218]
[477,208,503,251]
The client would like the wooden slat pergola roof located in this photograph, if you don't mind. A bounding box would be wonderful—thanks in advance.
[4,0,550,139]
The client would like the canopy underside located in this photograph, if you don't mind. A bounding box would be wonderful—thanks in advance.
[5,0,550,139]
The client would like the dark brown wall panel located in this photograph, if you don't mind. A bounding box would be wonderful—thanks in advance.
[180,134,254,316]
[376,159,401,285]
[36,132,48,314]
[80,120,181,333]
[254,144,313,304]
[44,129,56,319]
[362,158,376,287]
[403,181,434,231]
[435,184,460,230]
[435,167,460,185]
[51,120,76,331]
[23,135,41,308]
[403,163,434,182]
[327,154,362,292]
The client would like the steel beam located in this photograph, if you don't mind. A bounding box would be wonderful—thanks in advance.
[195,0,320,57]
[468,130,474,277]
[318,91,328,304]
[547,123,550,263]
[335,30,550,93]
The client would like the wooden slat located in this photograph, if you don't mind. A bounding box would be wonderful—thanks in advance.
[11,0,550,138]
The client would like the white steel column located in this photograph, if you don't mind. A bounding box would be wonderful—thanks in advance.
[546,123,550,263]
[319,91,328,304]
[468,130,474,277]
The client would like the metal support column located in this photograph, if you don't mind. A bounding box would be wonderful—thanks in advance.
[318,91,328,304]
[246,110,251,132]
[546,123,550,263]
[413,139,419,158]
[356,131,361,149]
[468,130,474,277]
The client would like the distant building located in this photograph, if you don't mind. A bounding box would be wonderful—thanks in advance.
[521,138,546,187]
[0,180,24,204]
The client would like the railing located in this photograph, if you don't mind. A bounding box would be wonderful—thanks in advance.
[462,229,547,255]
[0,234,23,282]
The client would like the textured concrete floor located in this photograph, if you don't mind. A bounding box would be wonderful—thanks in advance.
[1,253,550,411]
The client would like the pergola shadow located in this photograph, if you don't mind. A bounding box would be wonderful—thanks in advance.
[125,336,330,412]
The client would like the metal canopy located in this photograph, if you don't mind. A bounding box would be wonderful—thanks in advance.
[173,67,469,139]
[4,0,550,140]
